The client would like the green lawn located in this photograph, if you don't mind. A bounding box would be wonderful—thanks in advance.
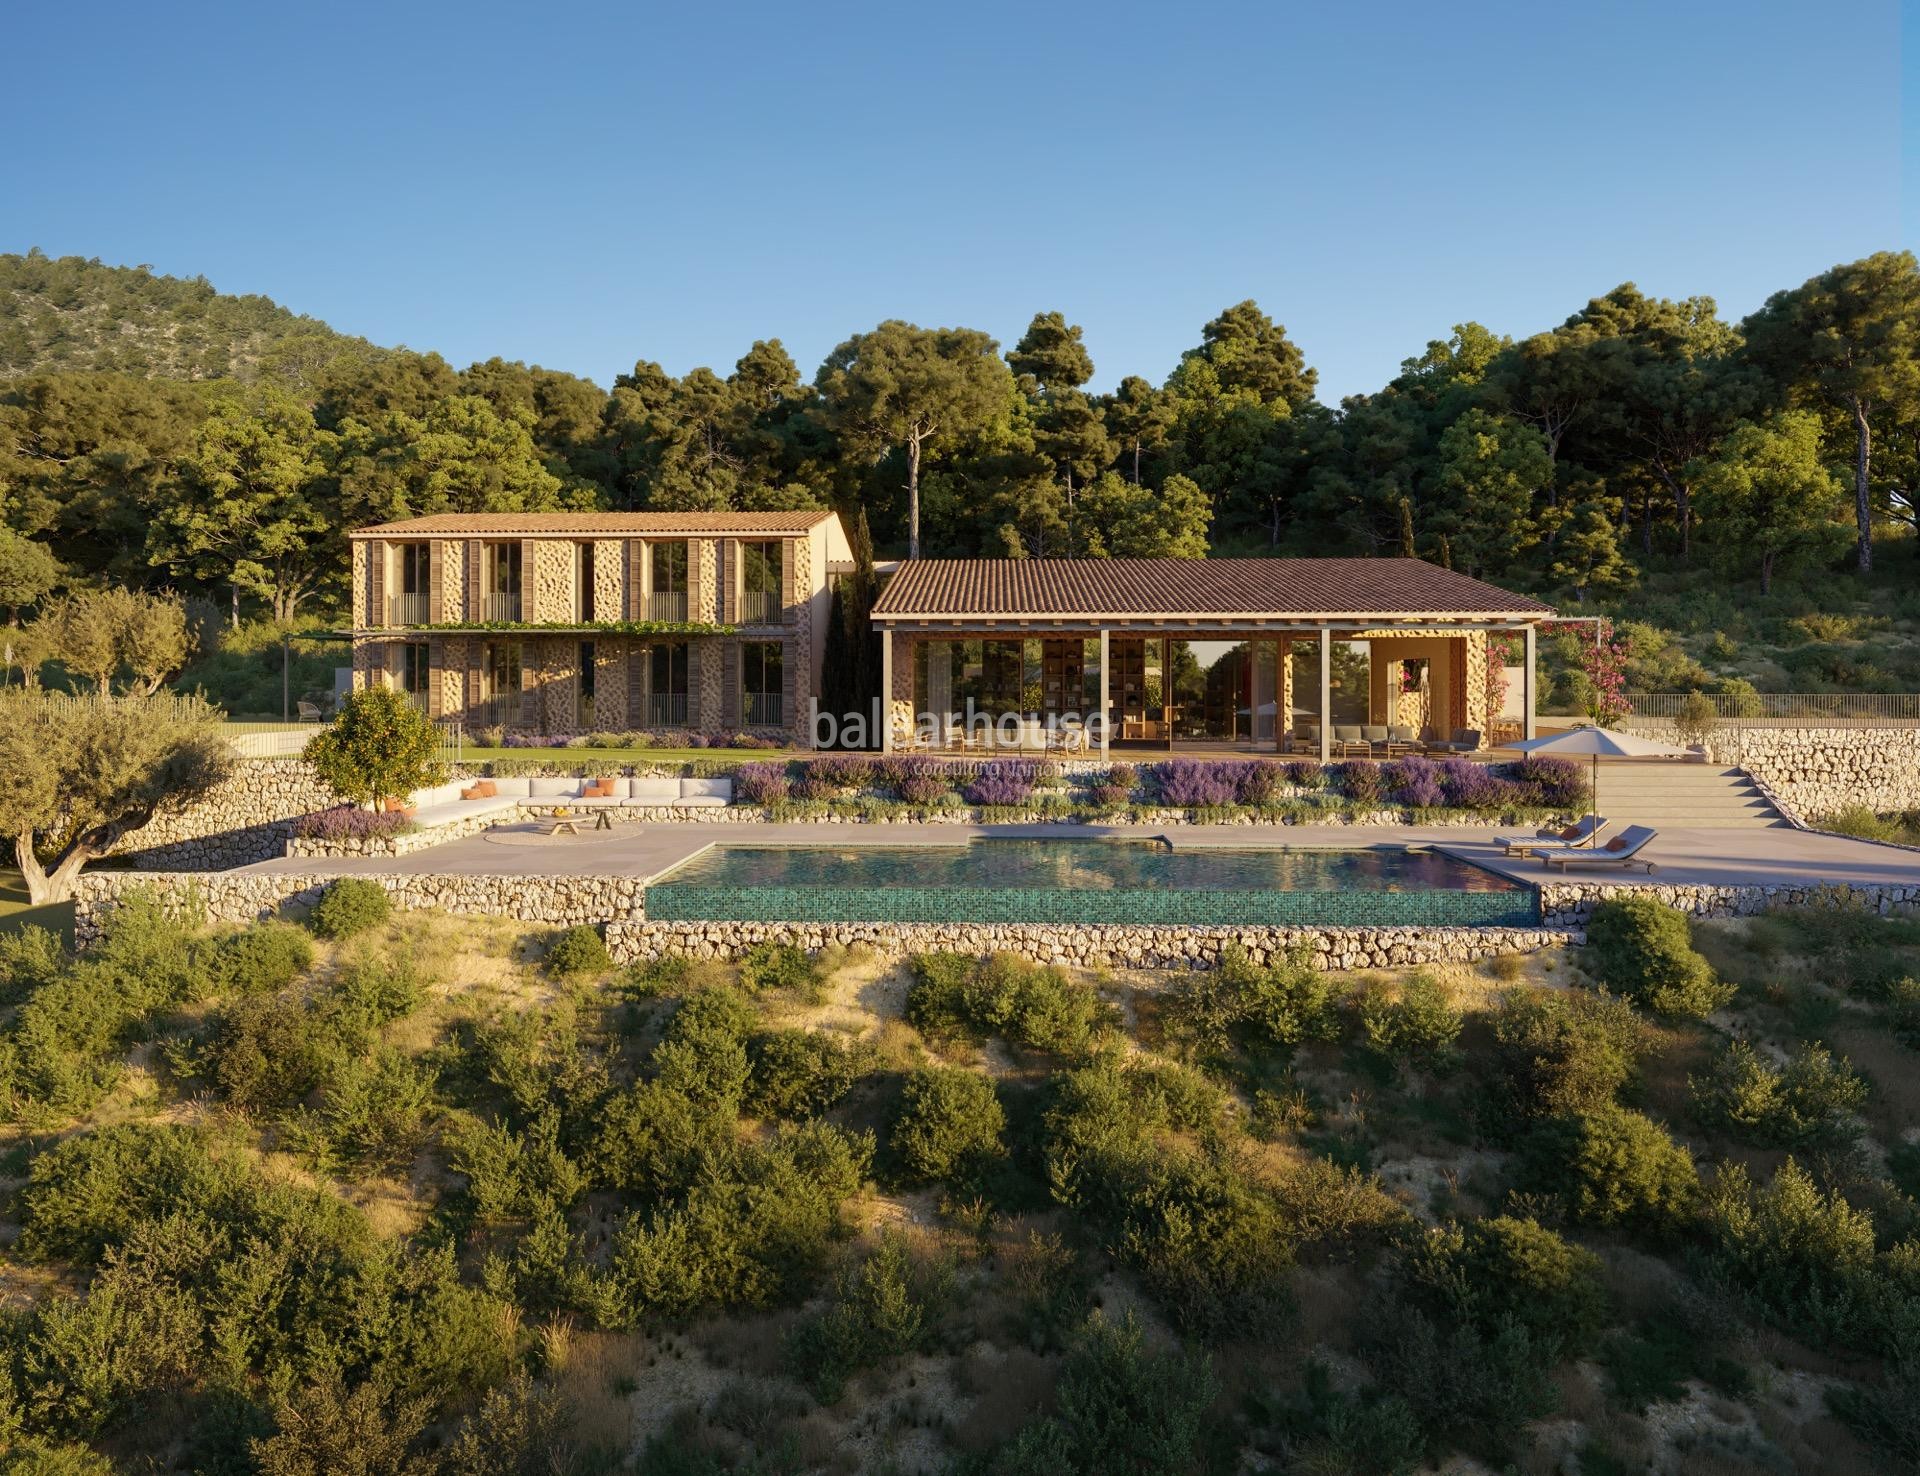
[0,868,74,943]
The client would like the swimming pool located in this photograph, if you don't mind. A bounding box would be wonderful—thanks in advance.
[643,840,1537,927]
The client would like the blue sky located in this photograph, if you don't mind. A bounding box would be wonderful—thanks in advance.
[2,0,1906,401]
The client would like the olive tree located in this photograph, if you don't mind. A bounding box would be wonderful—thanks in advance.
[37,587,191,694]
[0,689,234,903]
[303,687,445,810]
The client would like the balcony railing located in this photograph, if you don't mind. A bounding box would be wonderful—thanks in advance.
[741,590,781,626]
[1622,692,1920,726]
[387,593,430,626]
[476,593,522,623]
[646,590,689,622]
[646,692,689,727]
[743,693,783,727]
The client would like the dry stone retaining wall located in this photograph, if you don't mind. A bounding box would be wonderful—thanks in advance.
[605,919,1571,970]
[1538,878,1918,927]
[113,759,338,870]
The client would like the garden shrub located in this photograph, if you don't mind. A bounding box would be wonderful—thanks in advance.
[905,952,1107,1056]
[786,1230,953,1402]
[605,1121,872,1317]
[1400,1215,1607,1353]
[1583,897,1733,1018]
[897,773,951,804]
[746,1030,862,1120]
[737,940,823,998]
[1384,755,1442,807]
[976,1312,1217,1476]
[1360,1303,1560,1463]
[892,1066,1006,1185]
[1152,758,1236,807]
[210,921,315,996]
[1088,783,1132,808]
[1233,760,1285,804]
[731,760,791,805]
[282,1047,440,1176]
[1166,944,1338,1058]
[306,878,391,940]
[1701,1158,1891,1349]
[290,806,415,843]
[1357,971,1461,1068]
[1690,1039,1868,1148]
[449,1110,590,1221]
[1333,759,1383,805]
[1510,755,1587,810]
[0,927,67,1006]
[544,925,612,979]
[650,988,758,1106]
[1262,1361,1422,1476]
[806,754,876,789]
[1489,987,1646,1118]
[964,761,1036,807]
[1518,1106,1699,1234]
[1435,756,1517,809]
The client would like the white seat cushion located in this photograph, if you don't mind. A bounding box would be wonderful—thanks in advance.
[487,778,535,798]
[529,777,577,797]
[630,778,682,804]
[679,777,735,802]
[412,796,518,827]
[672,795,730,808]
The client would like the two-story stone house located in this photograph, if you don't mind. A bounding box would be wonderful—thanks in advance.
[347,511,853,743]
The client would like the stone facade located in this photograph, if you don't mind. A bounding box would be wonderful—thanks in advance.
[788,534,812,744]
[110,759,339,870]
[1624,724,1920,822]
[531,539,576,624]
[592,540,624,622]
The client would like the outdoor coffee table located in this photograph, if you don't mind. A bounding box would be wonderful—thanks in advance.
[540,815,581,836]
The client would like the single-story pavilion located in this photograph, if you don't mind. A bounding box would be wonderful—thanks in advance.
[870,557,1555,761]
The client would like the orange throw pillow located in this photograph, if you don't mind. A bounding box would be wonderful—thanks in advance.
[476,780,498,798]
[584,779,615,798]
[460,784,484,801]
[1605,837,1627,852]
[1559,825,1581,840]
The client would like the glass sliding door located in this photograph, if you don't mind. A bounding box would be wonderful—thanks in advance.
[648,641,689,726]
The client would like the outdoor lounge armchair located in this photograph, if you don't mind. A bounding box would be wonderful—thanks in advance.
[1385,724,1419,755]
[1542,824,1658,874]
[1426,728,1481,754]
[1361,724,1390,754]
[1333,724,1369,756]
[1496,815,1610,855]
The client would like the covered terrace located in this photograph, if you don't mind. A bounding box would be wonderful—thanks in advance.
[869,557,1554,762]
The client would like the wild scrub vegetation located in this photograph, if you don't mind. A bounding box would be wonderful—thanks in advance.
[0,889,1918,1472]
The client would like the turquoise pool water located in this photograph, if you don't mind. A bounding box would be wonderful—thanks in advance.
[644,840,1537,927]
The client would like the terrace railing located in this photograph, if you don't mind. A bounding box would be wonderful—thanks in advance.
[387,593,430,626]
[646,590,689,622]
[476,593,522,623]
[1623,692,1920,726]
[647,692,689,727]
[741,589,781,626]
[744,693,783,727]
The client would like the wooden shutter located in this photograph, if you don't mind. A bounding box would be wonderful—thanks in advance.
[780,539,797,624]
[426,642,443,719]
[467,540,483,621]
[367,541,385,627]
[428,541,445,623]
[520,539,536,621]
[627,540,641,620]
[468,639,485,724]
[722,641,742,728]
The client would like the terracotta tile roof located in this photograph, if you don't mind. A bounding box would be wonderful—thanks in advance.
[351,511,835,537]
[872,558,1552,619]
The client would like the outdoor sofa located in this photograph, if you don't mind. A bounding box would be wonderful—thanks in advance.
[405,775,735,827]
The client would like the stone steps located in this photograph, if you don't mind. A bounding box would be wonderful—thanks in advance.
[1591,763,1790,829]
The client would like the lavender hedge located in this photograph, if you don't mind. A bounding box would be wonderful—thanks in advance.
[292,806,416,841]
[732,761,792,805]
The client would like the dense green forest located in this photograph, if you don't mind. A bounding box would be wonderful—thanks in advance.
[5,247,1920,692]
[1,887,1917,1473]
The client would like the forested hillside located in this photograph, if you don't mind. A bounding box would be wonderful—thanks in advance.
[0,250,379,384]
[3,248,1919,693]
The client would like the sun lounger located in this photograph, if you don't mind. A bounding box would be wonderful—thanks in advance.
[1496,815,1610,855]
[1542,824,1658,874]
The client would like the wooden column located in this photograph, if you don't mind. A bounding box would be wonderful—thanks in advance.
[1318,628,1332,765]
[1098,628,1110,757]
[1522,624,1537,741]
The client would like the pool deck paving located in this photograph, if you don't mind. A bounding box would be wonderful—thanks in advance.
[231,821,1920,896]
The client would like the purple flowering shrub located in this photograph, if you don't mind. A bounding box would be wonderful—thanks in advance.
[732,761,792,805]
[1333,760,1384,806]
[1153,758,1237,807]
[790,776,838,801]
[964,761,1036,807]
[1437,756,1518,809]
[1384,756,1444,808]
[1511,756,1588,810]
[293,807,415,841]
[808,755,877,788]
[1232,761,1285,804]
[898,775,952,804]
[1283,760,1324,788]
